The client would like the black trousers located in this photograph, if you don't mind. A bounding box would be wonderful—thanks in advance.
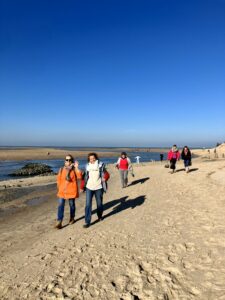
[170,158,177,170]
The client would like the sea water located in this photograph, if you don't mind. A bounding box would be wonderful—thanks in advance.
[0,149,167,181]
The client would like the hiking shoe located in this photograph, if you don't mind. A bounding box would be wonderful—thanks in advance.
[83,223,90,228]
[55,221,62,229]
[97,217,104,222]
[69,218,75,225]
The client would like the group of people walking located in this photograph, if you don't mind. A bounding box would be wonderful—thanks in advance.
[55,146,192,229]
[55,153,108,229]
[167,145,192,173]
[55,151,134,229]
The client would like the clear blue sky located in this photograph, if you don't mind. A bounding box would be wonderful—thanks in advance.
[0,0,224,147]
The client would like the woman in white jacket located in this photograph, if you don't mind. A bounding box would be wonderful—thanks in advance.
[82,153,108,228]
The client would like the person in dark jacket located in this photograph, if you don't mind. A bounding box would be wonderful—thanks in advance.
[181,146,192,173]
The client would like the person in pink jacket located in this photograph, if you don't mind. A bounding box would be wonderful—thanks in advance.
[167,145,180,173]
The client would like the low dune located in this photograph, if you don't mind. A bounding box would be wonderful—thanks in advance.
[192,143,225,159]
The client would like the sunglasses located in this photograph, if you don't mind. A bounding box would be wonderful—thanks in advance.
[65,158,72,162]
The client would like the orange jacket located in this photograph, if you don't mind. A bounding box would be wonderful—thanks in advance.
[57,167,82,199]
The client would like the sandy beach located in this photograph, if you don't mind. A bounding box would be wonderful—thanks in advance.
[0,145,225,299]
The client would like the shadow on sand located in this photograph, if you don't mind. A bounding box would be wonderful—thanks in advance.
[61,224,70,229]
[75,195,146,226]
[102,195,146,220]
[175,168,185,172]
[129,177,150,186]
[175,168,199,173]
[188,168,199,173]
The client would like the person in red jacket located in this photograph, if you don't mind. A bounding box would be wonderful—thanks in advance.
[167,145,180,173]
[55,154,82,229]
[116,152,132,188]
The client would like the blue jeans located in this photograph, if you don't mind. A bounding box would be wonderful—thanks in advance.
[184,159,190,167]
[85,188,103,225]
[57,198,76,221]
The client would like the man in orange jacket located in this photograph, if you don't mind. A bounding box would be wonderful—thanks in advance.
[55,154,82,229]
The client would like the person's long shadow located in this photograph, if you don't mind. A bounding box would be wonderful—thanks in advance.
[102,195,146,220]
[175,168,185,172]
[75,196,129,223]
[75,195,146,225]
[175,168,199,173]
[62,224,70,229]
[129,177,150,186]
[189,168,199,173]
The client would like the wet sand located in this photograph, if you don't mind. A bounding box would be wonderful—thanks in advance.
[0,147,172,162]
[1,146,224,162]
[0,147,119,161]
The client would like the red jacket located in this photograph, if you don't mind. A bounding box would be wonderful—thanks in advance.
[117,157,131,170]
[167,150,180,160]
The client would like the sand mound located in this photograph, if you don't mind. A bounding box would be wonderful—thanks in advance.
[216,142,225,152]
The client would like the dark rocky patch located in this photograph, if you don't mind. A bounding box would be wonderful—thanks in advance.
[10,163,54,177]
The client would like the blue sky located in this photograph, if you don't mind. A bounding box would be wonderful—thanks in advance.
[0,0,224,147]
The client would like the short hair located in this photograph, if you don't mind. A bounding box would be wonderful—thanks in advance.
[121,152,127,157]
[88,152,99,162]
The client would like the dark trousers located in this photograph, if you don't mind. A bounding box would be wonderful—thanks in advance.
[85,188,103,225]
[170,158,177,170]
[184,159,191,167]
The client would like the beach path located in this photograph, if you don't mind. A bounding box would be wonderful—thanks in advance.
[0,160,225,299]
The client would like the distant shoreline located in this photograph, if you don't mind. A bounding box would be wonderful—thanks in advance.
[0,148,118,162]
[0,145,223,162]
[0,145,208,150]
[0,147,170,162]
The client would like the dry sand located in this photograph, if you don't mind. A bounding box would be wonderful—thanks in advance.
[0,148,225,299]
[192,143,225,159]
